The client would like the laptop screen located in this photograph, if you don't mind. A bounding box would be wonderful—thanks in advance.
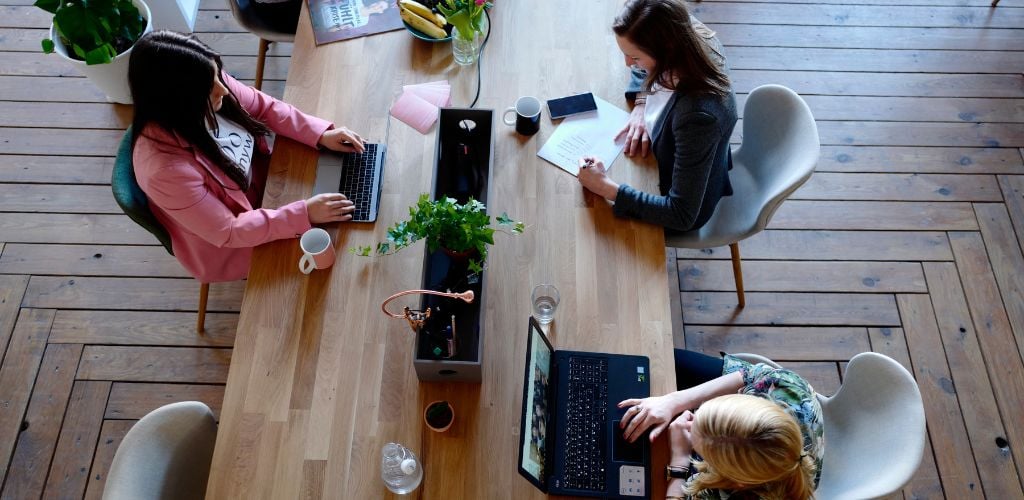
[519,318,553,489]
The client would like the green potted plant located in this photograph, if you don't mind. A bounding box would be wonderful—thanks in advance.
[352,194,524,275]
[35,0,152,103]
[423,400,454,432]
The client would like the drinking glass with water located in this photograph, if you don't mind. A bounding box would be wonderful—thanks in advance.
[531,284,560,325]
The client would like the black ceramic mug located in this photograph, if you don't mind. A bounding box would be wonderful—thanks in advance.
[502,96,542,136]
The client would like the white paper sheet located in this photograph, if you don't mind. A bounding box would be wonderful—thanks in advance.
[537,95,629,176]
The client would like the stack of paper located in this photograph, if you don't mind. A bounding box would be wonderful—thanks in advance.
[537,95,629,176]
[390,81,452,134]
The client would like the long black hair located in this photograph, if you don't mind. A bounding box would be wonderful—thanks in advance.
[612,0,730,97]
[129,30,270,191]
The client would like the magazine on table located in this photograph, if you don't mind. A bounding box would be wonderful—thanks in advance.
[307,0,404,45]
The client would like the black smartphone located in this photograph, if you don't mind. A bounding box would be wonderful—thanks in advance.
[547,92,598,119]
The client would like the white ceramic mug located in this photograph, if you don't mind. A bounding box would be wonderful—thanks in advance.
[299,228,336,274]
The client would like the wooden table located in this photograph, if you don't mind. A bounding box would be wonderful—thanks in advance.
[206,2,676,498]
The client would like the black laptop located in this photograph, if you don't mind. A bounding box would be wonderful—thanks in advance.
[311,143,386,222]
[518,316,651,498]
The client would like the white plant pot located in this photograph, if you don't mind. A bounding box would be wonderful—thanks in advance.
[49,0,152,104]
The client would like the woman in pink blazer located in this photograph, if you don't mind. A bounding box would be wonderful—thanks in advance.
[128,31,363,283]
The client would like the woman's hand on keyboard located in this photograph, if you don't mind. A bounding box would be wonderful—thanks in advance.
[617,394,678,443]
[306,193,356,223]
[319,126,366,153]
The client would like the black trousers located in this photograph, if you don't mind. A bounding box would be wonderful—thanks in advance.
[674,349,724,390]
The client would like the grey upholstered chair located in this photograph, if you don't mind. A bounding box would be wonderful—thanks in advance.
[102,402,217,500]
[666,84,819,307]
[733,352,926,499]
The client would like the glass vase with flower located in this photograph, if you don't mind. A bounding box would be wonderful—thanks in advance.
[437,0,492,65]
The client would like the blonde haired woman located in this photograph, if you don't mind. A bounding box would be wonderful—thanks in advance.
[668,395,817,499]
[619,352,823,499]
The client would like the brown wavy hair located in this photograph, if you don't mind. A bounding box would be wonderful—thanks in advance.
[128,30,270,191]
[687,394,816,500]
[612,0,730,97]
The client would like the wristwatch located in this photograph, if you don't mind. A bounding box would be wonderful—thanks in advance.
[666,464,690,481]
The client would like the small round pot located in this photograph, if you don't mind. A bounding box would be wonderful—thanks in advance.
[49,0,152,104]
[423,400,454,432]
[441,246,481,263]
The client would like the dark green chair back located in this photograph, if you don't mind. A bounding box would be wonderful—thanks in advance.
[111,127,174,256]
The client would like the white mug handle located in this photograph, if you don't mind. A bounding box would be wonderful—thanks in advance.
[503,107,518,126]
[299,253,316,274]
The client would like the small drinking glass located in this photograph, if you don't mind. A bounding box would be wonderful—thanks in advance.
[531,284,560,325]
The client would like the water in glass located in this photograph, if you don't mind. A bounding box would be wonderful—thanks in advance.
[531,284,559,325]
[533,295,557,324]
[452,27,479,66]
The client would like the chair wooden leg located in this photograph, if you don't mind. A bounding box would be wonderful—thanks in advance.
[991,0,999,6]
[729,242,745,308]
[197,282,209,334]
[254,38,270,91]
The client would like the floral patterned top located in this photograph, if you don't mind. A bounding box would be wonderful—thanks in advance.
[684,355,826,499]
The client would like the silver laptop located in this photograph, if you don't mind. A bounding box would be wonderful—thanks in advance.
[312,143,386,223]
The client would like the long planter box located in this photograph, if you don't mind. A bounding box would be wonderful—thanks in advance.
[413,108,495,383]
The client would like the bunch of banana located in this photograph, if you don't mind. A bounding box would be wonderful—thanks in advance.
[399,0,449,40]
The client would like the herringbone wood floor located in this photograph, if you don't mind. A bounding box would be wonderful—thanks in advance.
[1,0,1023,498]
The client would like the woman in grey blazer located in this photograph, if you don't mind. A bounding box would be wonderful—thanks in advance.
[577,0,737,233]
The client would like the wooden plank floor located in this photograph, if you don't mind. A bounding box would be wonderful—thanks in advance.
[0,1,269,498]
[0,0,1022,498]
[675,2,1024,499]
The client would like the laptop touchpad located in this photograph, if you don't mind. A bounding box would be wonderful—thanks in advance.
[611,421,645,464]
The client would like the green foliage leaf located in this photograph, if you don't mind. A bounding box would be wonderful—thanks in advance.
[98,17,112,35]
[349,246,372,257]
[90,0,119,9]
[84,45,114,65]
[496,212,526,234]
[71,43,88,60]
[55,5,103,46]
[350,194,524,273]
[439,8,472,39]
[34,0,60,14]
[41,38,55,53]
[39,0,145,63]
[116,0,145,40]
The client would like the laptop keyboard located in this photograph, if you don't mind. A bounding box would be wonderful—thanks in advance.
[337,143,380,222]
[564,356,609,492]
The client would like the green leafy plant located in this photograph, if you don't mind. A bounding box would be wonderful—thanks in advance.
[436,0,491,40]
[351,194,524,274]
[35,0,146,65]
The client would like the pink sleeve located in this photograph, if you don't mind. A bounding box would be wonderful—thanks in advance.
[138,152,312,248]
[222,71,334,148]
